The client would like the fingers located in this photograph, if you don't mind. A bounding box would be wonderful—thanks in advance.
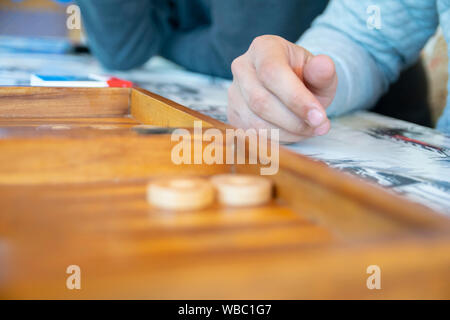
[227,35,338,140]
[303,55,338,108]
[248,36,328,129]
[230,57,313,137]
[227,83,307,143]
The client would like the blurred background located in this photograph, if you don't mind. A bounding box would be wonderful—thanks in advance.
[0,0,82,41]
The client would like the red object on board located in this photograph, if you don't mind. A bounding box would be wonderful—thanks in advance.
[106,77,133,88]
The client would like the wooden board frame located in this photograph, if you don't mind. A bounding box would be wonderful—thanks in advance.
[0,86,449,299]
[130,87,450,237]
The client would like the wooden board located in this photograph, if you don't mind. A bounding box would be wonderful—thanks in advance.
[0,87,449,299]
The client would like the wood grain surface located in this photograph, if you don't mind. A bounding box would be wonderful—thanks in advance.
[0,87,448,299]
[0,87,130,118]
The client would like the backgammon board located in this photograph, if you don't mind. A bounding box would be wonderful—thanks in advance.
[0,86,449,299]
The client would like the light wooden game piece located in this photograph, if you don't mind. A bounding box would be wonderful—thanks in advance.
[210,174,273,207]
[147,177,214,211]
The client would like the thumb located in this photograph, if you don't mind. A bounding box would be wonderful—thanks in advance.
[303,55,337,108]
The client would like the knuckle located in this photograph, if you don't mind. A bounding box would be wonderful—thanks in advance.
[257,61,279,85]
[250,36,265,50]
[286,91,305,111]
[250,35,281,50]
[230,57,244,77]
[248,90,270,115]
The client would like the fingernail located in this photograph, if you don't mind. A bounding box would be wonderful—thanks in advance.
[307,109,324,127]
[314,123,330,136]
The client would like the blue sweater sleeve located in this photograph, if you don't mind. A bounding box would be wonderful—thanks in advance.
[76,0,171,71]
[298,0,439,118]
[161,0,328,79]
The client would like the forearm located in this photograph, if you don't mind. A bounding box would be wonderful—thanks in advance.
[76,0,171,70]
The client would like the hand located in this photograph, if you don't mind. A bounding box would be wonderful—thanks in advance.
[227,35,337,143]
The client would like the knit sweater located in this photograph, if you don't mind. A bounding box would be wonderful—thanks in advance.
[298,0,449,133]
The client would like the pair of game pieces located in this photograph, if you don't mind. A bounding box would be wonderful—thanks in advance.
[147,174,273,211]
